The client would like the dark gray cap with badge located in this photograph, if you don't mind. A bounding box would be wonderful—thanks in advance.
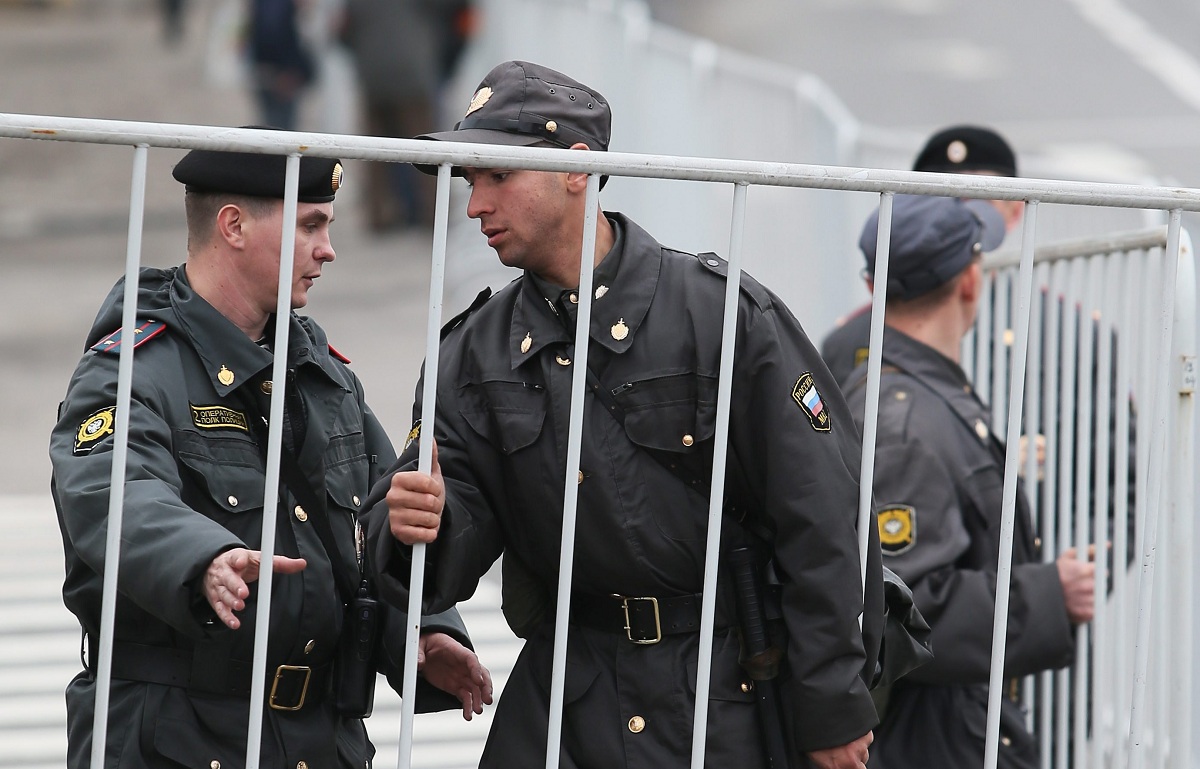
[414,60,611,181]
[172,126,343,203]
[912,125,1017,178]
[859,194,1005,301]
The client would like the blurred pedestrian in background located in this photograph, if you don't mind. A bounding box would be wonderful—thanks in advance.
[337,0,475,232]
[248,0,316,131]
[821,125,1022,387]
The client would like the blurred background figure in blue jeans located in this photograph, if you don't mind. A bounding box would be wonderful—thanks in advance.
[337,0,475,233]
[248,0,316,131]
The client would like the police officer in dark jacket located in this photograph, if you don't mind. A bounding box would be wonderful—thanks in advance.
[842,195,1096,769]
[364,61,882,769]
[50,143,492,769]
[821,125,1022,387]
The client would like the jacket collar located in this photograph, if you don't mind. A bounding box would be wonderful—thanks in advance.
[508,212,661,369]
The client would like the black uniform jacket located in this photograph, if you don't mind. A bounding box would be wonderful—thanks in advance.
[365,214,883,768]
[50,266,467,769]
[819,304,871,388]
[843,328,1075,769]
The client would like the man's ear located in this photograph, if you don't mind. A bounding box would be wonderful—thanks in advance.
[215,203,246,249]
[959,261,983,303]
[565,142,593,192]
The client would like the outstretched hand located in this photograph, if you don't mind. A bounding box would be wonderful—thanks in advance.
[203,548,307,629]
[418,631,494,720]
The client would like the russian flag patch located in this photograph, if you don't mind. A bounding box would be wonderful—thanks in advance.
[791,372,831,432]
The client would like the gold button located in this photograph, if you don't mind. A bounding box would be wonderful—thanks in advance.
[260,381,273,395]
[628,715,645,733]
[578,471,584,484]
[298,762,308,769]
[569,292,579,304]
[740,681,754,693]
[294,505,308,522]
[1001,736,1012,747]
[556,355,572,366]
[211,762,220,769]
[227,496,238,507]
[682,434,694,447]
[304,639,315,654]
[895,391,908,401]
[352,495,361,507]
[1034,537,1042,549]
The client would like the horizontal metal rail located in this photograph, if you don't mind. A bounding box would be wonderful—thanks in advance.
[4,115,1200,210]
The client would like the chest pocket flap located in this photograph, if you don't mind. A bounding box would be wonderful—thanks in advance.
[615,372,717,453]
[459,378,547,455]
[176,431,266,514]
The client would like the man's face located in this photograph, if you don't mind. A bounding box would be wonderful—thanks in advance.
[462,166,574,276]
[244,201,336,312]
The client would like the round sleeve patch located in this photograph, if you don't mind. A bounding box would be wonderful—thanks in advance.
[74,406,116,455]
[877,504,916,555]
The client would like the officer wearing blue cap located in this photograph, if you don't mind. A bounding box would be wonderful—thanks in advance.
[368,61,884,769]
[841,195,1095,769]
[50,134,493,768]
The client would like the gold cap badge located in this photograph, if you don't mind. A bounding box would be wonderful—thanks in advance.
[466,86,493,117]
[546,120,558,133]
[520,332,532,354]
[331,163,343,192]
[217,365,235,386]
[611,319,629,341]
[947,139,968,164]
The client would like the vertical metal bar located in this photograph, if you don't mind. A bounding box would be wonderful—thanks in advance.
[977,270,995,401]
[1023,268,1047,734]
[1108,249,1128,763]
[1056,257,1081,769]
[88,143,149,769]
[1127,209,1183,769]
[396,163,452,769]
[856,192,895,596]
[245,153,301,769]
[545,173,602,769]
[983,199,1038,769]
[1091,254,1115,769]
[1039,260,1063,769]
[1166,230,1196,769]
[689,182,748,768]
[1072,257,1098,767]
[993,270,1012,434]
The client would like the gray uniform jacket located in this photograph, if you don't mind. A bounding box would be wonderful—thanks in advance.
[365,214,883,768]
[50,266,467,769]
[843,328,1075,769]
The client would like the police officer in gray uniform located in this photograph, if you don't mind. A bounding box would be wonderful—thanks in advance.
[366,60,883,769]
[50,143,492,768]
[842,195,1096,769]
[821,125,1022,388]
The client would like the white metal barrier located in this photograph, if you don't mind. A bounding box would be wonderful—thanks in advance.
[0,116,1195,769]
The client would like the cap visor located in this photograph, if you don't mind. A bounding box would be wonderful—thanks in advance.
[963,199,1007,251]
[413,129,545,175]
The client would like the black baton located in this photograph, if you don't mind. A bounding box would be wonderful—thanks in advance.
[730,546,791,769]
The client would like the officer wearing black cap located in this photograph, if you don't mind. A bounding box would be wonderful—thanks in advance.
[50,134,492,769]
[365,61,883,769]
[821,125,1024,388]
[841,195,1095,769]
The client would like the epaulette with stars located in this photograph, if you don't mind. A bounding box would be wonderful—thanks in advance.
[89,319,168,354]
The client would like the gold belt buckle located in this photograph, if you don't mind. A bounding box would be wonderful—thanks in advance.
[616,595,662,645]
[269,664,311,711]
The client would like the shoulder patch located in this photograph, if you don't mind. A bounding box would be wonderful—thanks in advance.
[74,406,116,455]
[877,505,917,555]
[90,319,167,354]
[441,288,493,341]
[791,372,831,432]
[328,343,351,364]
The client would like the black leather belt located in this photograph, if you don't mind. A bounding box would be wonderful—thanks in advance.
[571,592,718,644]
[90,638,331,711]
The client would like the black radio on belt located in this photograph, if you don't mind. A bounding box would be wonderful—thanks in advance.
[334,580,381,718]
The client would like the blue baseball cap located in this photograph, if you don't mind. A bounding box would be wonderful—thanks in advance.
[859,195,1005,300]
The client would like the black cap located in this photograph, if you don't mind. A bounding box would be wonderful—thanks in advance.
[860,195,1005,301]
[417,60,611,154]
[912,125,1017,178]
[172,127,343,203]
